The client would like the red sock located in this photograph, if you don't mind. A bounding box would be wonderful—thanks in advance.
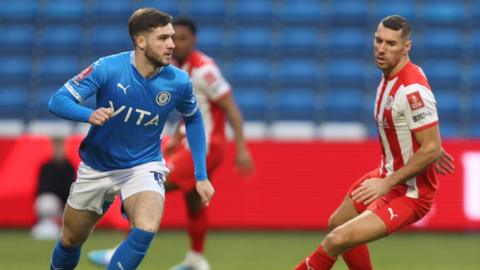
[341,244,372,270]
[187,207,207,253]
[294,245,336,270]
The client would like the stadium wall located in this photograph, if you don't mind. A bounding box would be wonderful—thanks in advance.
[0,135,479,231]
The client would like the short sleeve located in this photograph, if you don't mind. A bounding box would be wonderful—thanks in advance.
[63,58,106,102]
[176,79,198,116]
[397,84,439,132]
[191,64,231,101]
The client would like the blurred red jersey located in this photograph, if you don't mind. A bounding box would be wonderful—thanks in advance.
[178,50,231,147]
[374,61,439,201]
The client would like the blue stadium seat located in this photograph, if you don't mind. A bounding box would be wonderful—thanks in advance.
[36,56,80,83]
[467,92,480,122]
[0,86,29,119]
[421,60,462,89]
[421,0,466,27]
[278,0,324,25]
[435,91,462,122]
[274,59,320,87]
[0,56,31,83]
[322,89,365,122]
[91,0,132,21]
[230,27,272,55]
[227,59,270,87]
[0,1,38,22]
[325,59,366,87]
[417,29,463,57]
[0,25,35,53]
[276,27,321,56]
[467,31,480,57]
[439,121,463,138]
[132,0,180,16]
[232,0,273,23]
[467,126,480,138]
[39,25,83,53]
[233,88,269,121]
[373,0,417,22]
[186,0,226,23]
[40,1,86,23]
[196,27,225,55]
[327,0,369,26]
[32,86,58,119]
[326,28,368,56]
[88,25,131,55]
[271,89,318,121]
[467,62,480,88]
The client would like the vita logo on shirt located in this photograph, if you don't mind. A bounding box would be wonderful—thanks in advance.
[108,100,160,126]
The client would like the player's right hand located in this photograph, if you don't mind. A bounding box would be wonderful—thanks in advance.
[89,107,113,126]
[196,180,215,206]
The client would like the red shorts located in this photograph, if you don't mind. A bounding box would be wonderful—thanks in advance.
[347,169,433,234]
[164,138,226,192]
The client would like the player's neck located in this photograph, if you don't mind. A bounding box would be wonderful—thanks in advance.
[134,51,161,78]
[383,56,409,79]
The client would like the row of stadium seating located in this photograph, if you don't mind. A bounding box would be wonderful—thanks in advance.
[1,0,479,27]
[0,0,477,138]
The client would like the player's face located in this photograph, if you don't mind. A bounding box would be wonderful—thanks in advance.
[142,23,176,67]
[373,24,411,71]
[172,25,196,61]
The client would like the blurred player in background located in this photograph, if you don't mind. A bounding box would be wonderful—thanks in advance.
[48,8,213,270]
[88,17,254,270]
[31,136,75,240]
[295,15,454,270]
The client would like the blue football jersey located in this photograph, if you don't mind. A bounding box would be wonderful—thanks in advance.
[60,51,198,171]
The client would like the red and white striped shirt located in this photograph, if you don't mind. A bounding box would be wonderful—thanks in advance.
[177,50,231,147]
[374,61,439,200]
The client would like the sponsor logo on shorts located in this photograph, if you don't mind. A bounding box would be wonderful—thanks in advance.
[388,207,399,220]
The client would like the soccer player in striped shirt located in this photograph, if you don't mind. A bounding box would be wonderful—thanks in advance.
[295,15,454,270]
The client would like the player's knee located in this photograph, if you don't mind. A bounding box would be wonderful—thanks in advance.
[324,229,349,250]
[133,218,161,233]
[60,232,86,247]
[328,214,340,231]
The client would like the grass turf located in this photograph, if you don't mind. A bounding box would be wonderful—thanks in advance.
[0,230,478,269]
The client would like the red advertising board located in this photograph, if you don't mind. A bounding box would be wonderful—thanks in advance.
[0,135,479,231]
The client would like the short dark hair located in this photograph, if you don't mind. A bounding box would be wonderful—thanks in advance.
[381,15,412,39]
[172,17,197,35]
[128,8,172,47]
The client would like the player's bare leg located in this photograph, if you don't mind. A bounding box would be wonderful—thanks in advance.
[170,188,210,270]
[107,191,164,270]
[328,196,373,270]
[89,182,178,267]
[50,205,103,269]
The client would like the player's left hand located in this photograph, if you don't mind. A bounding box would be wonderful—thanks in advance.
[235,148,254,177]
[196,180,215,206]
[351,178,392,205]
[436,148,455,175]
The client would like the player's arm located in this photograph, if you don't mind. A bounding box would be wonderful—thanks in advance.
[216,94,254,176]
[436,148,455,175]
[385,125,442,186]
[352,126,442,204]
[48,60,112,125]
[177,79,214,205]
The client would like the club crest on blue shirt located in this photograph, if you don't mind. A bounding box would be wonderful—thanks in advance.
[156,91,171,106]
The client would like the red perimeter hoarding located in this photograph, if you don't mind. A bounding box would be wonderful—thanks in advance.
[0,135,479,231]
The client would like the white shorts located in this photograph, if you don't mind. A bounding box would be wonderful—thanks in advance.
[67,161,169,215]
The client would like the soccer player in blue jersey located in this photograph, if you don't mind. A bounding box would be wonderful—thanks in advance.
[47,8,214,270]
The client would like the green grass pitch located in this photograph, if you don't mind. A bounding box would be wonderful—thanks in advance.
[0,230,478,269]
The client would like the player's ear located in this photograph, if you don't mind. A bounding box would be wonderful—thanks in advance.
[403,39,412,55]
[136,35,146,50]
